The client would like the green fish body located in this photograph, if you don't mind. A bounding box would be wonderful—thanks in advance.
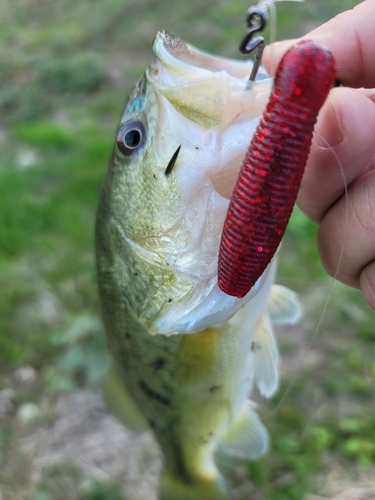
[96,32,301,500]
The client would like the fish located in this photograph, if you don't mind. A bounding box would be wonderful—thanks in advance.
[95,31,303,500]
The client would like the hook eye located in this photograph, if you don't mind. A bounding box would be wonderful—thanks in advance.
[239,7,268,55]
[116,120,146,155]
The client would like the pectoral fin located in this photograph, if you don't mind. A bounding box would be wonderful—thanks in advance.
[253,313,279,398]
[219,401,268,460]
[268,284,302,324]
[104,365,148,433]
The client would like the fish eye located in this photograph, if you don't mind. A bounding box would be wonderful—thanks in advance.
[116,121,145,155]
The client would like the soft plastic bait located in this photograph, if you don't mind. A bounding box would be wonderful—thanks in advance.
[218,40,336,298]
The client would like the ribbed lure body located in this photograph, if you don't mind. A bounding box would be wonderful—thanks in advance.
[218,40,336,298]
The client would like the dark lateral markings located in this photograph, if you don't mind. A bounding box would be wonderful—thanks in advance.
[152,357,165,372]
[139,380,170,406]
[209,385,220,393]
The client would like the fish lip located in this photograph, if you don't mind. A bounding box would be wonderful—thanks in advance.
[153,257,277,335]
[150,31,269,81]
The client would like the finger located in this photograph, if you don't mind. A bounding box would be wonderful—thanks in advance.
[263,0,375,88]
[317,169,375,289]
[263,39,297,77]
[357,87,375,105]
[296,86,375,223]
[360,261,375,310]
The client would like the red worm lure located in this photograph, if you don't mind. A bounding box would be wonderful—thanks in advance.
[218,40,336,298]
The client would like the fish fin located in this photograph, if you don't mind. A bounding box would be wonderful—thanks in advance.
[219,400,269,460]
[104,365,149,433]
[160,467,229,500]
[268,284,303,324]
[253,313,279,398]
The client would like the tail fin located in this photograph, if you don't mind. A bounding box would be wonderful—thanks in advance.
[159,468,231,500]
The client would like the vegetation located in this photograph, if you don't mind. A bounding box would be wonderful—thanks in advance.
[0,0,371,499]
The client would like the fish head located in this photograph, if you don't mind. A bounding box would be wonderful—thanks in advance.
[98,31,273,335]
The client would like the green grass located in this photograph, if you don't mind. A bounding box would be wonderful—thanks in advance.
[0,0,370,499]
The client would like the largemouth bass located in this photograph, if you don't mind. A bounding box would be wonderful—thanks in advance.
[96,31,302,500]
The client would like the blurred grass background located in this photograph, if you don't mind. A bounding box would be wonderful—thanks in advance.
[1,0,374,499]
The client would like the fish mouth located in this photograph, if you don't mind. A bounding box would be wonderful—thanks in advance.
[144,33,274,334]
[148,32,272,199]
[151,31,269,80]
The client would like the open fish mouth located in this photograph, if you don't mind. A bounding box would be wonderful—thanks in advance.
[136,32,277,335]
[150,31,269,82]
[148,32,272,199]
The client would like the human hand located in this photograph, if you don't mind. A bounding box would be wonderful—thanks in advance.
[262,0,375,309]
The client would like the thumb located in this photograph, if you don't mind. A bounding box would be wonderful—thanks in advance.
[263,39,297,77]
[262,0,375,88]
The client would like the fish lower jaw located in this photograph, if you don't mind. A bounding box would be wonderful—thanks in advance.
[150,261,275,336]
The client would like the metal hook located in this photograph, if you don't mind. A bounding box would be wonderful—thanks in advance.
[239,6,268,81]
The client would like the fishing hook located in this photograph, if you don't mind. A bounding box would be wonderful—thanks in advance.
[239,6,268,81]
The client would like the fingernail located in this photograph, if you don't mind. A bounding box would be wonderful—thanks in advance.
[313,95,344,149]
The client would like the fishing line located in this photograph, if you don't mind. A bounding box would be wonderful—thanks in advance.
[239,0,348,424]
[264,131,350,422]
[238,0,346,423]
[297,135,350,450]
[259,0,305,75]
